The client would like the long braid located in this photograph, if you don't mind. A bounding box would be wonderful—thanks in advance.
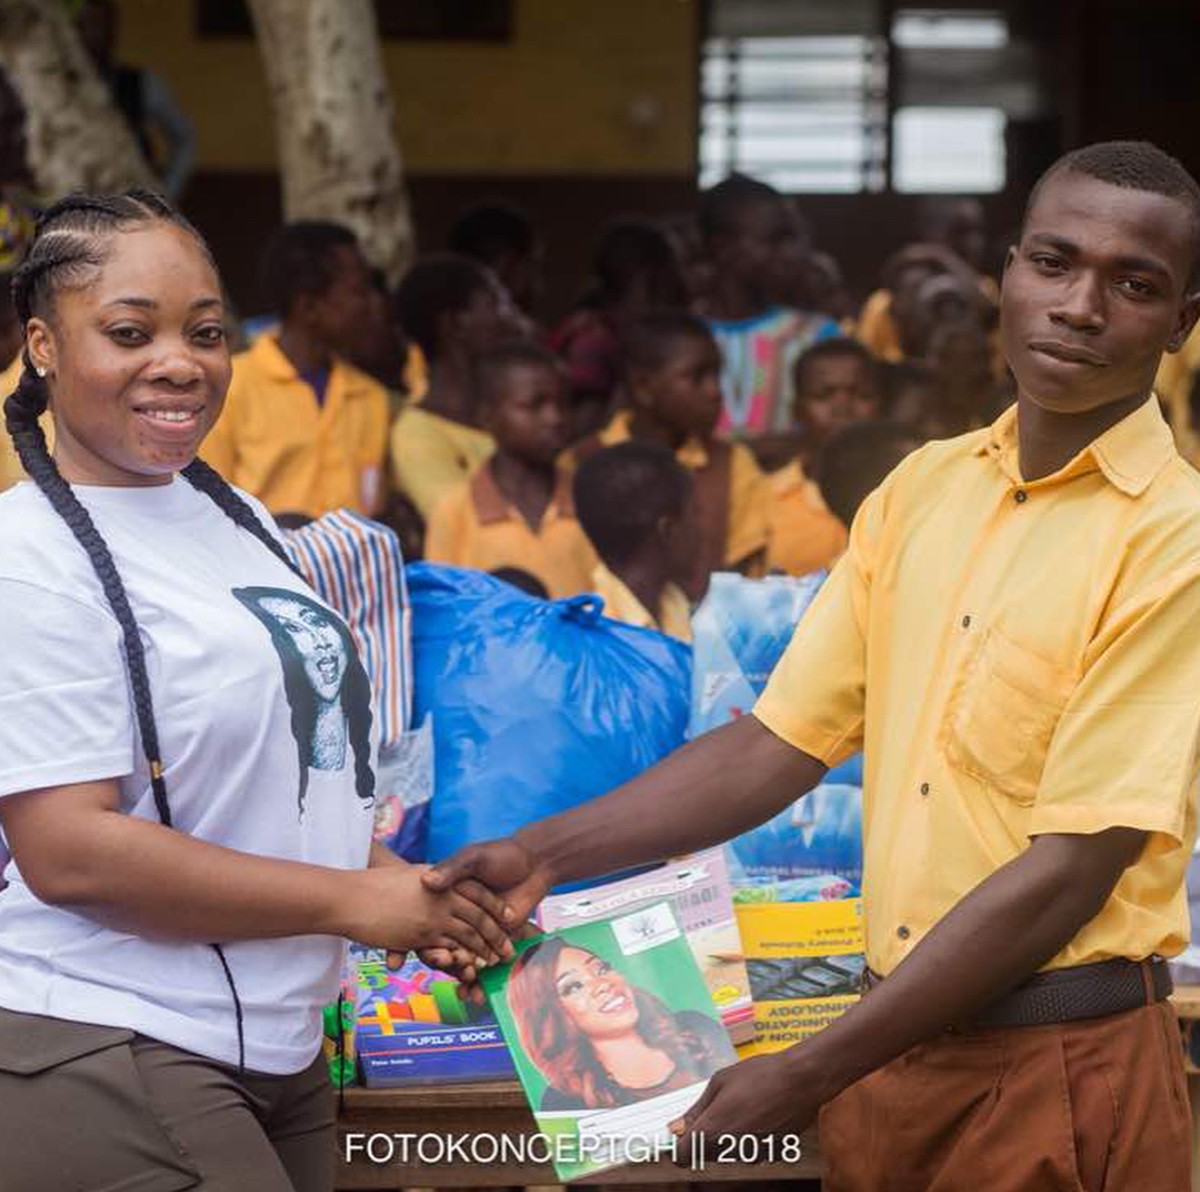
[181,457,302,578]
[5,191,255,1070]
[7,371,176,824]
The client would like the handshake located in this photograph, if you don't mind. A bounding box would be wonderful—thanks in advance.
[354,836,551,988]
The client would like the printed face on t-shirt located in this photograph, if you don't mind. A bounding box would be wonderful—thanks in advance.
[256,595,349,702]
[232,585,374,811]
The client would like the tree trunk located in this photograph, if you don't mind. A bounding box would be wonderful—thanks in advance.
[248,0,414,284]
[0,0,155,197]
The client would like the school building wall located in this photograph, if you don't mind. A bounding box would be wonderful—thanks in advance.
[115,0,1200,318]
[114,0,701,316]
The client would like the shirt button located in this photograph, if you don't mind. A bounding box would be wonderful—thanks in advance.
[961,614,971,629]
[897,925,911,940]
[1014,490,1028,504]
[920,782,930,796]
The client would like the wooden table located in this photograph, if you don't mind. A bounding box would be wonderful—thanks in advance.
[335,987,1200,1190]
[335,1079,820,1188]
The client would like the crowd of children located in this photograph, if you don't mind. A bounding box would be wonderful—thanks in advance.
[6,168,1200,643]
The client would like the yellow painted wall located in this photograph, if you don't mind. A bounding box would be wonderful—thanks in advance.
[115,0,698,175]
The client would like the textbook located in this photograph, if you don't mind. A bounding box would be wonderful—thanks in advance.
[482,904,737,1181]
[351,949,516,1087]
[734,897,865,1059]
[537,848,755,1044]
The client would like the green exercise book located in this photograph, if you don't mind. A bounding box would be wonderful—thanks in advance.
[481,901,737,1181]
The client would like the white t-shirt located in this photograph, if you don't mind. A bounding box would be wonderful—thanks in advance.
[0,477,376,1074]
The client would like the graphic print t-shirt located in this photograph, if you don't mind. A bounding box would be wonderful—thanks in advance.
[0,478,375,1074]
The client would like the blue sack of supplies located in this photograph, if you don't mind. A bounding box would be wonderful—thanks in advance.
[408,564,692,863]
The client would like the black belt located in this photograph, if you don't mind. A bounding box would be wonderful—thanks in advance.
[862,956,1172,1030]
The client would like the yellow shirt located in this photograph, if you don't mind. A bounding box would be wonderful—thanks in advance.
[0,354,54,492]
[1155,322,1200,467]
[755,399,1200,977]
[765,461,848,576]
[390,406,495,519]
[201,335,390,519]
[591,563,692,642]
[590,410,769,568]
[856,289,904,363]
[425,462,598,599]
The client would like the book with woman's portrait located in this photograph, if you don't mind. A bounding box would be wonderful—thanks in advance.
[481,903,736,1181]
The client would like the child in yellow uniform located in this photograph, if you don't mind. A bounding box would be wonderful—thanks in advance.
[391,255,514,518]
[766,337,882,575]
[425,342,596,598]
[573,442,696,642]
[574,311,768,597]
[201,222,390,518]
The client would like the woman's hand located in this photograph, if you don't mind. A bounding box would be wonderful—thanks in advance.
[347,863,516,968]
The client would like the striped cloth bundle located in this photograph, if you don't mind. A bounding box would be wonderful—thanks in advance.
[283,510,412,749]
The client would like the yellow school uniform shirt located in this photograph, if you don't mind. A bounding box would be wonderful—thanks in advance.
[390,406,495,519]
[590,410,769,568]
[425,463,598,599]
[201,335,389,519]
[591,563,692,643]
[755,399,1200,978]
[0,354,53,492]
[1154,322,1200,467]
[765,461,848,576]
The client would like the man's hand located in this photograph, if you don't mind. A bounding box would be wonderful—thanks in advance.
[349,862,515,967]
[670,1054,820,1162]
[421,836,552,928]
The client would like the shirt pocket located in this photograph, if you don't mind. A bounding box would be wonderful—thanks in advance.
[943,627,1077,805]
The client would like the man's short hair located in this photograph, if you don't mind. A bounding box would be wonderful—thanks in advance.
[573,442,693,569]
[471,339,562,408]
[259,221,358,318]
[394,252,491,361]
[817,422,919,528]
[1025,140,1200,290]
[699,172,782,243]
[621,309,714,377]
[793,336,877,398]
[448,202,535,266]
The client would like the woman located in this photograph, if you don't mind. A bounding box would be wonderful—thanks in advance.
[0,191,512,1192]
[508,938,728,1112]
[234,586,373,815]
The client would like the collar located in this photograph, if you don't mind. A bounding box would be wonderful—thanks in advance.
[973,397,1176,497]
[592,563,654,628]
[249,333,370,396]
[470,460,576,527]
[601,409,710,469]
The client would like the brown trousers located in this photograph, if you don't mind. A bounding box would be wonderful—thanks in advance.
[819,1001,1191,1192]
[0,1007,335,1192]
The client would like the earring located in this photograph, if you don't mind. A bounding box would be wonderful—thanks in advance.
[35,366,46,378]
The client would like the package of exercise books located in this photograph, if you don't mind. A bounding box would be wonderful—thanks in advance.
[538,848,754,1045]
[734,897,865,1058]
[482,904,736,1181]
[350,948,515,1087]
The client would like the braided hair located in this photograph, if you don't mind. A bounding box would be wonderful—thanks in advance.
[4,190,309,1071]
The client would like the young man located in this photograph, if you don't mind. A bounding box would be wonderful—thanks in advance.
[700,174,840,437]
[201,221,391,519]
[428,142,1200,1190]
[573,442,696,642]
[424,341,597,599]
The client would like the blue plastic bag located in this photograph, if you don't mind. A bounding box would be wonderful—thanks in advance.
[408,564,692,863]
